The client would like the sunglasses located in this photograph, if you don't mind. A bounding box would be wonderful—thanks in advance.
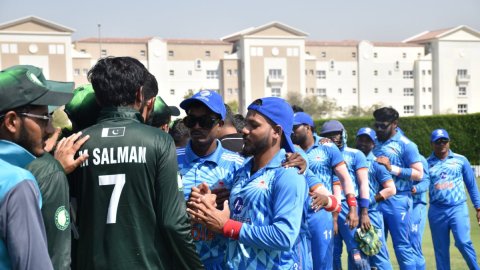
[183,114,219,129]
[374,122,393,130]
[434,139,450,145]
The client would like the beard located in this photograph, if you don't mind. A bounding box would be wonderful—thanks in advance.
[291,132,306,146]
[241,134,270,157]
[17,124,45,157]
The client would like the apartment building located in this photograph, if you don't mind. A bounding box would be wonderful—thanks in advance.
[1,16,479,117]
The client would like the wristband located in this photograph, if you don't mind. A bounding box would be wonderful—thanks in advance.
[325,195,340,212]
[390,165,401,176]
[346,194,357,208]
[398,167,412,179]
[222,219,242,240]
[358,198,370,209]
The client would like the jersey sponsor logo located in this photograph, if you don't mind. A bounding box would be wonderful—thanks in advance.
[233,197,244,214]
[256,180,268,189]
[434,181,454,190]
[55,205,70,231]
[101,127,126,137]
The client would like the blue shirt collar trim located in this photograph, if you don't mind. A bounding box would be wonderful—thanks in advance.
[0,140,36,168]
[185,139,224,164]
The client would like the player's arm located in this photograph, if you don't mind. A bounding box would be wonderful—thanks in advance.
[333,163,359,229]
[376,155,423,181]
[1,179,53,270]
[374,162,396,202]
[461,157,480,225]
[154,136,204,269]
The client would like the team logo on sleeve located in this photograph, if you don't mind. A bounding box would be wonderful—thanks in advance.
[101,127,126,137]
[55,206,70,231]
[233,197,244,214]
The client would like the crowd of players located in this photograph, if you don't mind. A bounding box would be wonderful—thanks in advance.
[0,56,479,270]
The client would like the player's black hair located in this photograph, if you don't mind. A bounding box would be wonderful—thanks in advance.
[373,107,399,122]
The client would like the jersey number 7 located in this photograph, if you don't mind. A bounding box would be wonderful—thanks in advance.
[99,174,126,224]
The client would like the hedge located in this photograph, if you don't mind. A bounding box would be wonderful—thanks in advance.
[314,113,480,164]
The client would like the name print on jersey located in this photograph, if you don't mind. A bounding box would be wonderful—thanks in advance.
[79,146,147,167]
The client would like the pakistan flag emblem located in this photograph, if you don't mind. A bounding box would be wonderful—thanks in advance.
[55,206,70,231]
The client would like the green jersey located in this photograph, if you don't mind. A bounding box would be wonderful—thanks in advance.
[27,152,71,270]
[70,107,203,270]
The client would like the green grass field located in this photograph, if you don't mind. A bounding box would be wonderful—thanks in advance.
[341,178,480,269]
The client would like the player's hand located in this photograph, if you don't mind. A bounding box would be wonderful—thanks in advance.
[189,182,217,208]
[411,186,417,194]
[54,132,90,174]
[310,192,329,212]
[212,188,230,210]
[346,206,359,229]
[44,128,62,153]
[333,211,339,235]
[282,152,307,174]
[187,199,230,233]
[360,207,371,232]
[319,137,332,145]
[476,208,480,226]
[376,156,392,172]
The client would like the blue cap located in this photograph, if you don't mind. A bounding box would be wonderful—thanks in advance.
[320,120,344,135]
[293,112,314,127]
[431,129,450,142]
[356,127,376,142]
[179,90,226,120]
[248,97,295,153]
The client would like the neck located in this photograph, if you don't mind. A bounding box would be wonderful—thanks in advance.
[435,151,449,160]
[251,145,280,174]
[301,134,314,151]
[191,140,217,157]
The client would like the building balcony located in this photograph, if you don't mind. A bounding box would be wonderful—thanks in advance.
[456,74,470,85]
[267,75,284,85]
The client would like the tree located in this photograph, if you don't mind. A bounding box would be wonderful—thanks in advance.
[345,103,383,117]
[286,93,339,119]
[183,89,195,99]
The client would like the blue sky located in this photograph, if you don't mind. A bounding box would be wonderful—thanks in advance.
[1,0,479,42]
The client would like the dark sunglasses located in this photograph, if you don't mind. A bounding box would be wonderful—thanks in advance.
[434,139,450,145]
[184,115,219,129]
[374,122,393,130]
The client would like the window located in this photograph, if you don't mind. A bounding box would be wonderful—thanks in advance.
[352,70,356,76]
[316,70,326,79]
[374,52,378,58]
[422,87,426,92]
[338,88,342,94]
[101,49,107,57]
[403,105,414,114]
[374,88,378,94]
[49,44,65,54]
[395,61,399,70]
[428,87,432,92]
[388,70,393,76]
[140,50,146,57]
[352,52,356,58]
[287,48,299,56]
[388,88,393,93]
[352,88,357,94]
[206,70,219,79]
[428,105,432,109]
[271,88,281,97]
[423,105,426,109]
[458,104,468,114]
[1,44,17,54]
[337,70,342,75]
[205,51,211,57]
[329,60,335,70]
[234,88,238,93]
[227,69,232,76]
[82,69,88,76]
[169,70,174,76]
[428,70,431,75]
[374,70,378,76]
[321,52,326,58]
[269,69,282,79]
[195,59,202,70]
[403,88,414,96]
[170,89,175,95]
[168,50,174,57]
[227,88,233,94]
[402,52,407,58]
[74,69,80,76]
[250,47,263,56]
[403,70,413,79]
[316,88,326,97]
[309,70,314,75]
[457,69,468,78]
[234,69,238,76]
[188,70,192,76]
[80,49,86,53]
[310,88,314,93]
[422,70,426,75]
[459,87,467,96]
[305,88,308,94]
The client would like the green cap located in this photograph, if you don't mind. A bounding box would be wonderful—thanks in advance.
[153,96,180,117]
[0,65,74,113]
[64,84,101,131]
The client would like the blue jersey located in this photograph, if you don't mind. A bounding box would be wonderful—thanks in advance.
[427,150,480,209]
[373,132,421,192]
[412,156,429,205]
[227,149,308,269]
[305,136,344,193]
[334,146,368,198]
[365,152,392,210]
[178,140,244,264]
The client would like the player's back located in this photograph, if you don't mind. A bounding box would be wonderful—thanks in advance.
[71,108,194,269]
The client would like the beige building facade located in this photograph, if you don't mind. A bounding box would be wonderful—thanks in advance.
[1,16,480,117]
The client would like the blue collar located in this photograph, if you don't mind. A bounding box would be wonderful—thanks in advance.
[0,140,36,168]
[376,130,403,145]
[185,139,224,165]
[366,151,376,161]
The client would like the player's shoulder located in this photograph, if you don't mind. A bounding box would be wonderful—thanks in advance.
[220,149,245,165]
